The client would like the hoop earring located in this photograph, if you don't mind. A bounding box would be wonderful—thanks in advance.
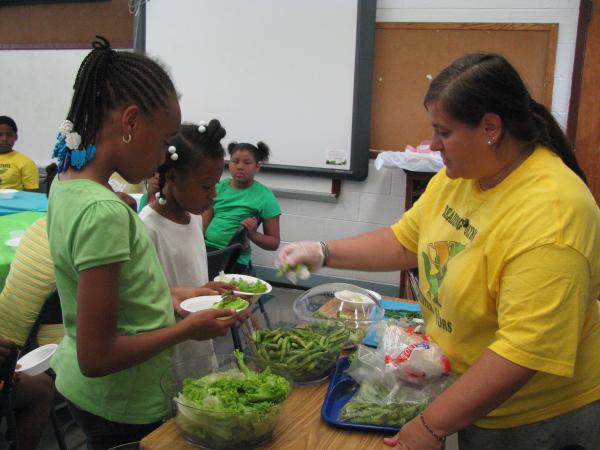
[122,133,132,144]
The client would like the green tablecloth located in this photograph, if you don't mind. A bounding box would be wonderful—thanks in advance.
[0,211,46,290]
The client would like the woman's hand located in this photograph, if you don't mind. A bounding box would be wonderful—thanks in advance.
[277,241,324,271]
[182,308,243,341]
[383,416,443,450]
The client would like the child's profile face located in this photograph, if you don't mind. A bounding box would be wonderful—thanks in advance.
[0,125,17,154]
[228,149,260,185]
[171,157,224,215]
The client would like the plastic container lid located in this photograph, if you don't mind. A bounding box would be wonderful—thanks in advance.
[292,283,385,325]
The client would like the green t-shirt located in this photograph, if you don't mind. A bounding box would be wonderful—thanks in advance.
[205,179,280,265]
[47,179,175,424]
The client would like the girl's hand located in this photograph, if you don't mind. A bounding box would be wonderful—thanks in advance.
[277,241,324,271]
[241,217,259,234]
[171,287,219,318]
[383,416,443,450]
[183,308,242,340]
[203,281,236,293]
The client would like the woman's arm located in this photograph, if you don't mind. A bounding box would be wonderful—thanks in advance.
[243,216,280,251]
[76,263,240,377]
[201,208,213,233]
[384,349,536,449]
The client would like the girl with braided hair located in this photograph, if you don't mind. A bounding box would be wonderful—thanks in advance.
[47,37,243,448]
[140,120,233,303]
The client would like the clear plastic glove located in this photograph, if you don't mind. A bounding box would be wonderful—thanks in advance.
[276,241,324,272]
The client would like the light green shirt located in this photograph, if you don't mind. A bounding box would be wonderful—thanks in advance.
[205,179,280,265]
[47,179,175,424]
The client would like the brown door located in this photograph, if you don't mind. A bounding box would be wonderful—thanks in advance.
[572,0,600,205]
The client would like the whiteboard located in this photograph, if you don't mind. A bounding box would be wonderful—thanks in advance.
[145,0,375,180]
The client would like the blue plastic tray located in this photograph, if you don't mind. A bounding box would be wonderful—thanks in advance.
[362,300,422,347]
[320,357,400,433]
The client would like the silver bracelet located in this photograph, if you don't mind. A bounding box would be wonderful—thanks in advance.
[319,241,330,267]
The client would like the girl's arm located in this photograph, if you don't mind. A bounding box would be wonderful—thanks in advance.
[201,208,213,233]
[384,350,535,450]
[242,216,280,251]
[76,263,239,377]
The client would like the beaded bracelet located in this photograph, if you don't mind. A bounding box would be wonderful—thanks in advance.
[319,241,330,267]
[419,413,445,443]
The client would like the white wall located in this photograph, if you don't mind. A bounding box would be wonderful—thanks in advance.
[251,0,581,292]
[0,1,581,293]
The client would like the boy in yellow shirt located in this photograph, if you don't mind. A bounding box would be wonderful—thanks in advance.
[0,116,39,191]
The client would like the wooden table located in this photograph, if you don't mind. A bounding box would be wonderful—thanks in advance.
[140,382,391,450]
[141,296,417,449]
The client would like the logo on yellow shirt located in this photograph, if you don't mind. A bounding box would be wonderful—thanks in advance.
[420,241,465,333]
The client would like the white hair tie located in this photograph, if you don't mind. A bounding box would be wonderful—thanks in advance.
[168,145,178,161]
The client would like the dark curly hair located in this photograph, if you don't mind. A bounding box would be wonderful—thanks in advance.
[156,119,226,199]
[227,141,270,163]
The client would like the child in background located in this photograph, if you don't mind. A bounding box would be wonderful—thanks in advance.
[203,141,281,274]
[46,37,242,449]
[0,116,39,191]
[140,120,233,308]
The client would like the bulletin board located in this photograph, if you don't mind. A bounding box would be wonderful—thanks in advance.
[370,23,558,152]
[0,0,132,49]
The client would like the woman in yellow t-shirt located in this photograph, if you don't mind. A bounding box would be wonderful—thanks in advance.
[277,54,600,450]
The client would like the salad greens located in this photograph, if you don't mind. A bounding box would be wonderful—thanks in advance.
[212,296,249,311]
[174,350,290,448]
[276,262,310,284]
[251,324,347,381]
[218,271,268,293]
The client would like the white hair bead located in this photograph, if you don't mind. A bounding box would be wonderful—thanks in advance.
[168,145,177,154]
[158,197,167,205]
[198,125,206,133]
[170,153,179,161]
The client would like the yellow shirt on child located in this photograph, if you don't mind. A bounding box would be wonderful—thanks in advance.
[0,150,39,190]
[391,147,600,429]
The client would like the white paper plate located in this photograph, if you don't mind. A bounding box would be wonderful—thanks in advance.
[4,237,21,248]
[16,343,58,376]
[213,273,273,297]
[180,295,223,313]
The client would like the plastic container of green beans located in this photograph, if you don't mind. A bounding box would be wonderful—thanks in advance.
[294,283,385,349]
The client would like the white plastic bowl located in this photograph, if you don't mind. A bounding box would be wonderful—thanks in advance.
[0,189,18,199]
[213,273,273,297]
[15,343,58,376]
[180,295,223,313]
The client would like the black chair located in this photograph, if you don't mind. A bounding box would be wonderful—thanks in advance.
[44,163,58,197]
[0,346,19,450]
[22,291,71,450]
[206,243,244,281]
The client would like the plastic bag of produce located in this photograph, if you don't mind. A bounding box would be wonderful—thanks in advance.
[377,320,451,385]
[339,343,454,427]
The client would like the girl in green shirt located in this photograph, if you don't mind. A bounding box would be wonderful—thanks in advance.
[47,37,244,449]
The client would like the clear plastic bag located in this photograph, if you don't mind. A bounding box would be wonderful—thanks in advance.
[377,320,451,385]
[338,321,454,427]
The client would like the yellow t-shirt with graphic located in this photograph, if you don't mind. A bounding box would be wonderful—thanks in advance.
[391,147,600,429]
[0,150,39,190]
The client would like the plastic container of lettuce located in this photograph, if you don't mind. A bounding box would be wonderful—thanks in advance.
[161,351,292,449]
